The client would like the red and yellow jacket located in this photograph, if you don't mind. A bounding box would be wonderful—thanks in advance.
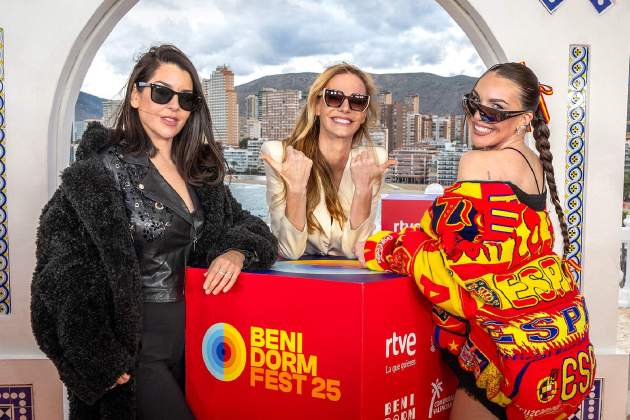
[364,182,594,420]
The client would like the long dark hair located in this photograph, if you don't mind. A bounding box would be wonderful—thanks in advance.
[483,62,569,257]
[111,44,224,185]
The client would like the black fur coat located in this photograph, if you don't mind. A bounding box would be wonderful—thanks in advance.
[31,124,278,419]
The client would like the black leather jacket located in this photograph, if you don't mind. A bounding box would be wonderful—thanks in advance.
[31,123,278,417]
[101,146,205,302]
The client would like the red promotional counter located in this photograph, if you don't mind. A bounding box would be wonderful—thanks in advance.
[185,258,457,420]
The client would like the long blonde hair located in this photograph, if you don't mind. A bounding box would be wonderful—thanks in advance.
[282,63,378,234]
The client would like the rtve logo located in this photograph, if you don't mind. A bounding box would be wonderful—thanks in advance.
[385,331,417,358]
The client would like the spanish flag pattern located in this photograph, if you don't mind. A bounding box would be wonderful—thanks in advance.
[364,182,594,420]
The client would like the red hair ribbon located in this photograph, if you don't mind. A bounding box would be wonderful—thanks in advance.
[517,61,553,125]
[538,83,553,124]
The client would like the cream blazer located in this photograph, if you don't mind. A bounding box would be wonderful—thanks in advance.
[261,140,387,260]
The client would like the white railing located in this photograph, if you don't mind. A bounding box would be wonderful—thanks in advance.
[619,215,630,306]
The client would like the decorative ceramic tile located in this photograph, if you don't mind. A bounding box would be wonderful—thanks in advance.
[0,386,33,420]
[539,0,566,14]
[568,378,603,420]
[588,0,614,14]
[539,0,614,14]
[565,44,589,289]
[0,27,8,315]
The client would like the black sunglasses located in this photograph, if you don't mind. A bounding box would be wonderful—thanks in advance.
[136,82,201,112]
[320,88,370,112]
[462,93,529,123]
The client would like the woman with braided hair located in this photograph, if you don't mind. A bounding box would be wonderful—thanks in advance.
[361,63,594,419]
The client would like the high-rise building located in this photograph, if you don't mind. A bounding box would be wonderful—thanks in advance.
[204,65,239,146]
[405,94,420,114]
[240,117,261,140]
[376,91,393,126]
[367,126,388,152]
[223,147,249,173]
[246,94,259,120]
[102,99,122,128]
[405,113,430,146]
[73,118,102,142]
[393,94,420,150]
[376,91,394,151]
[445,115,456,142]
[436,143,469,186]
[247,137,267,174]
[432,116,449,140]
[453,115,466,143]
[393,101,405,151]
[388,145,439,184]
[420,115,433,140]
[259,88,301,141]
[441,114,467,143]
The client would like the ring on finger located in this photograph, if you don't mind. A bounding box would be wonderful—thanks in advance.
[218,270,226,274]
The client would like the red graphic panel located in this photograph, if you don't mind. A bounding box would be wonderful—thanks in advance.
[381,194,438,232]
[186,258,457,419]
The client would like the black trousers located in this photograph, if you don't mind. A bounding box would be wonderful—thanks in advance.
[136,301,195,420]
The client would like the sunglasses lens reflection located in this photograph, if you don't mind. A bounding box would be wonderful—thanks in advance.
[151,85,174,104]
[178,93,197,111]
[324,89,369,111]
[463,97,501,123]
[149,84,198,111]
[348,95,369,112]
[324,90,345,108]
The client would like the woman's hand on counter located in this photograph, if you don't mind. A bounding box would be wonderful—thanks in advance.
[355,240,367,268]
[203,250,246,295]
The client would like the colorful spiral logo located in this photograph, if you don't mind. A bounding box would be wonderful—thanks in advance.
[202,322,247,381]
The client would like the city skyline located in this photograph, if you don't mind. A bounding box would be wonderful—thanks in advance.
[81,0,484,100]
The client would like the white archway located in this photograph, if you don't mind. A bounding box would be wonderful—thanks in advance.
[47,0,507,194]
[47,0,137,195]
[2,1,630,419]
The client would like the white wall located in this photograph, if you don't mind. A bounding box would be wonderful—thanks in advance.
[1,0,629,418]
[441,2,630,417]
[454,0,630,355]
[0,0,137,357]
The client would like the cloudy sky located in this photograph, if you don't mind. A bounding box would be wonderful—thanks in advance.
[82,0,485,99]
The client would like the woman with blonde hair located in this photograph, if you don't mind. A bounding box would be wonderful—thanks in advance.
[261,63,394,259]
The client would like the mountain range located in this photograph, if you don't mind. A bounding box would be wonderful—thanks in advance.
[76,91,106,121]
[235,72,476,116]
[76,71,630,122]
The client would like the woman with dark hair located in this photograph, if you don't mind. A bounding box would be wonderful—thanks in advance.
[261,63,394,260]
[362,63,594,419]
[31,44,277,419]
